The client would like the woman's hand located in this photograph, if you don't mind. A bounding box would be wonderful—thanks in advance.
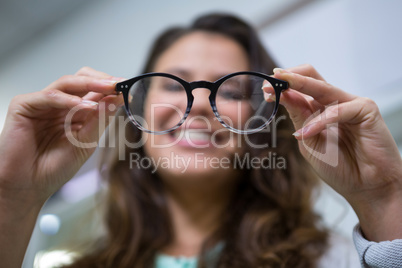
[267,64,402,241]
[0,67,123,205]
[0,67,124,268]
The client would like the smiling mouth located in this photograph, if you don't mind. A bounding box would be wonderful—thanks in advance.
[166,121,232,147]
[171,129,212,145]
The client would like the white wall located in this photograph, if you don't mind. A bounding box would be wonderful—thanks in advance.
[262,0,402,104]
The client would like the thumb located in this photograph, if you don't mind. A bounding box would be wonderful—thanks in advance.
[64,95,123,150]
[263,84,318,134]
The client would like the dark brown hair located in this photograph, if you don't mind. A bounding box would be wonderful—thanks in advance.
[65,13,328,268]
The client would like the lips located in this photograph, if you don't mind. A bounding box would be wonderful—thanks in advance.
[177,130,210,141]
[171,129,213,147]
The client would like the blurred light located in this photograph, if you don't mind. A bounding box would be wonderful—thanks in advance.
[60,169,100,203]
[39,214,61,235]
[34,250,78,268]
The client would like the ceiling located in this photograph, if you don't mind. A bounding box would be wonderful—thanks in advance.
[0,0,315,63]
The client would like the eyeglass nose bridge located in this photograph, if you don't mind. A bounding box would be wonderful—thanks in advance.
[189,80,215,91]
[187,80,218,111]
[186,80,223,123]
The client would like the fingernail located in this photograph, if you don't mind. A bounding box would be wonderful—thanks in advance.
[300,123,315,135]
[292,131,301,137]
[262,83,272,90]
[293,123,313,138]
[81,100,98,106]
[263,92,275,102]
[268,93,276,102]
[101,79,120,86]
[273,68,286,74]
[111,76,127,82]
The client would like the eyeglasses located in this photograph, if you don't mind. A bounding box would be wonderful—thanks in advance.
[116,71,288,135]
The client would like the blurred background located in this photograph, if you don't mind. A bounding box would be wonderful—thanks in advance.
[0,0,401,267]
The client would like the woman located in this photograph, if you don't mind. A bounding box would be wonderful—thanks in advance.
[1,14,401,268]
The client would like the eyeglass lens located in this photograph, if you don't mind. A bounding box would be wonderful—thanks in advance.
[127,74,276,133]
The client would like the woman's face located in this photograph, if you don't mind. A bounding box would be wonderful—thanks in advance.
[143,31,250,181]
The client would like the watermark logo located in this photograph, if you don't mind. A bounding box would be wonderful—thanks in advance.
[63,102,287,153]
[63,101,339,167]
[129,152,286,173]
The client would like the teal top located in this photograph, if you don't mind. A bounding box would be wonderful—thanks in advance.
[155,254,198,268]
[154,243,224,268]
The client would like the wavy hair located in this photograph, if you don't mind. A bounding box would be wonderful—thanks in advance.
[65,13,328,268]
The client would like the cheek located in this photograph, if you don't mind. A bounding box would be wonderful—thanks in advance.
[143,132,156,160]
[144,91,187,131]
[216,101,252,129]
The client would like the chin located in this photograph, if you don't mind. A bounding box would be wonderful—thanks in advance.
[155,161,241,188]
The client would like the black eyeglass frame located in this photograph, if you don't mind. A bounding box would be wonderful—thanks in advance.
[115,71,288,135]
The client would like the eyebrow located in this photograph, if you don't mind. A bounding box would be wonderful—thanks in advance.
[161,68,236,82]
[163,68,191,80]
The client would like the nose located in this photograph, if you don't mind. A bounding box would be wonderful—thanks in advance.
[190,88,213,116]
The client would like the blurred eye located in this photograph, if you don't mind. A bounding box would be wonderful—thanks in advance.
[161,81,184,92]
[219,90,244,100]
[218,84,248,100]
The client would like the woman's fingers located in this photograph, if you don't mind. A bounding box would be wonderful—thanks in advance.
[283,64,326,81]
[292,97,380,139]
[75,66,111,78]
[75,66,125,80]
[53,67,126,101]
[263,65,368,138]
[82,92,110,103]
[12,89,97,114]
[263,84,325,133]
[45,75,119,96]
[264,87,316,130]
[273,68,356,105]
[75,95,123,146]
